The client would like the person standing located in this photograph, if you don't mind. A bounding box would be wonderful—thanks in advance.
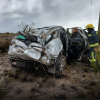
[69,28,83,58]
[85,24,99,68]
[71,28,83,38]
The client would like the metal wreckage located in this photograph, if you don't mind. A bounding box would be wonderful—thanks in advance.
[8,24,89,75]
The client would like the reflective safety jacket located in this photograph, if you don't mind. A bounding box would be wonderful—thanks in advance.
[96,31,98,35]
[87,30,99,47]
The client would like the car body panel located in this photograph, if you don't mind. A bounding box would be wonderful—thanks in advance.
[8,26,89,74]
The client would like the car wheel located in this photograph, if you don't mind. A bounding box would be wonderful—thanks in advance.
[56,55,66,75]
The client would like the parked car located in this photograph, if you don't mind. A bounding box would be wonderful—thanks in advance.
[8,26,89,75]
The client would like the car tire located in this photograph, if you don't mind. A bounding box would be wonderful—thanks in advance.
[56,55,66,75]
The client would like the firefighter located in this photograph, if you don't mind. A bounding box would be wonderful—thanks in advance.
[85,24,99,68]
[70,28,83,59]
[71,28,82,38]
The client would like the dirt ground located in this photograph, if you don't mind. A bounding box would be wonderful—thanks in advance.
[0,54,100,100]
[0,34,100,99]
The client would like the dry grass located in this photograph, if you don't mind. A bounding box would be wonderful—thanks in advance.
[15,88,22,94]
[48,80,55,87]
[26,75,33,82]
[8,70,14,77]
[0,33,17,54]
[0,32,100,99]
[85,86,100,99]
[0,77,11,99]
[19,72,27,82]
[0,40,11,53]
[54,94,66,99]
[93,46,100,74]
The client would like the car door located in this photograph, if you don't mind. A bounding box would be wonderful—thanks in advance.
[59,28,67,52]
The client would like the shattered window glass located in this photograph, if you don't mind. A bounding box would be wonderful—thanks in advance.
[45,34,52,44]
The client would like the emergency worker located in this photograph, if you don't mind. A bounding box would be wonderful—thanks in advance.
[85,24,99,67]
[69,28,83,58]
[71,28,83,38]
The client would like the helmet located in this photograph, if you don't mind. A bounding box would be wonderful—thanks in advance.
[72,28,78,33]
[86,24,94,29]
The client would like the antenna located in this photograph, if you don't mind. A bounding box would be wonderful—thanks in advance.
[89,0,92,23]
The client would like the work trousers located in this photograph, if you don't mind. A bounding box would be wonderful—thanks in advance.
[88,47,96,67]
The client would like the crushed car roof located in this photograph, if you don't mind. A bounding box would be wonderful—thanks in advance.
[36,25,64,29]
[29,25,66,37]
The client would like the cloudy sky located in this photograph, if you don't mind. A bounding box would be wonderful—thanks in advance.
[0,0,100,33]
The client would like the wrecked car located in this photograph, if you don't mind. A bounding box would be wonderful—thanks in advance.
[8,25,89,74]
[8,25,68,74]
[66,27,89,62]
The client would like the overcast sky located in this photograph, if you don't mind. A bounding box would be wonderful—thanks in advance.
[0,0,100,33]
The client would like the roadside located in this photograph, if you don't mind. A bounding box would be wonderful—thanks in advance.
[0,33,100,99]
[0,54,100,99]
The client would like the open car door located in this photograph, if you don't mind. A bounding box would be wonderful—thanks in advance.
[66,27,89,62]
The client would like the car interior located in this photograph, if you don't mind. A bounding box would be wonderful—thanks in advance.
[67,28,87,60]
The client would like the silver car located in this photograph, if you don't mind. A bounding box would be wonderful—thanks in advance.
[8,26,89,74]
[8,26,68,74]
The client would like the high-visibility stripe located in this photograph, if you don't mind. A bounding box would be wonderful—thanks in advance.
[95,43,99,46]
[96,32,98,35]
[90,44,95,47]
[88,34,92,36]
[88,32,98,36]
[89,43,99,47]
[89,52,96,62]
[89,59,96,62]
